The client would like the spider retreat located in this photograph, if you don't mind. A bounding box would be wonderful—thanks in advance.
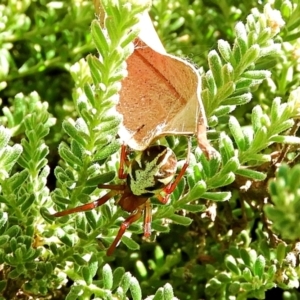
[52,140,191,256]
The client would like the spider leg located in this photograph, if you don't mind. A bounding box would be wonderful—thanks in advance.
[143,200,152,237]
[197,118,215,159]
[52,190,120,217]
[107,207,143,256]
[118,144,129,179]
[157,138,191,204]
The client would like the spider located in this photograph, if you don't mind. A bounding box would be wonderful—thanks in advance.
[52,141,190,256]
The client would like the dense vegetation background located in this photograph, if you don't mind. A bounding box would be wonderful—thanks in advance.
[1,0,300,299]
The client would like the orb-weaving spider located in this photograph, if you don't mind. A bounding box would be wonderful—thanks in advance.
[52,142,190,255]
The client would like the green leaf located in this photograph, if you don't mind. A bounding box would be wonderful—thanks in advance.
[235,22,248,55]
[86,171,115,187]
[8,269,20,279]
[276,243,286,264]
[202,192,231,202]
[163,283,175,300]
[84,84,96,107]
[242,268,252,282]
[82,266,92,285]
[0,212,8,229]
[49,243,58,256]
[267,265,276,281]
[252,105,263,132]
[20,194,35,212]
[207,155,221,177]
[9,238,17,252]
[235,44,260,76]
[218,39,232,62]
[108,47,124,69]
[251,126,267,151]
[85,211,98,230]
[222,63,234,83]
[289,165,300,194]
[121,28,140,50]
[214,105,235,117]
[272,120,294,135]
[208,172,235,189]
[232,42,241,66]
[240,248,251,267]
[63,120,87,147]
[121,236,140,251]
[181,204,205,213]
[0,144,23,177]
[205,71,217,96]
[115,287,125,299]
[44,262,53,275]
[120,272,132,293]
[98,114,122,133]
[219,133,235,163]
[91,20,110,58]
[152,222,169,233]
[248,249,258,267]
[153,288,164,300]
[234,79,255,92]
[130,277,142,300]
[235,168,266,180]
[0,126,11,148]
[88,56,103,84]
[270,135,300,144]
[8,170,28,191]
[221,157,240,174]
[94,140,121,161]
[103,264,113,289]
[5,225,21,238]
[216,272,231,283]
[243,70,271,80]
[208,278,222,289]
[70,140,83,161]
[113,267,125,289]
[229,116,246,151]
[15,247,25,261]
[58,143,83,169]
[168,214,192,226]
[57,232,74,248]
[225,255,241,275]
[228,281,241,295]
[208,50,223,88]
[66,286,85,300]
[73,254,86,266]
[253,255,265,279]
[0,235,9,246]
[176,181,206,207]
[223,93,252,106]
[77,230,88,241]
[215,82,235,102]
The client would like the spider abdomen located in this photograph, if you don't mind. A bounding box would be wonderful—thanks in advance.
[128,145,177,197]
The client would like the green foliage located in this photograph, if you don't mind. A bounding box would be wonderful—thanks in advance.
[0,92,56,296]
[201,4,284,120]
[0,126,22,180]
[266,164,300,240]
[1,0,300,299]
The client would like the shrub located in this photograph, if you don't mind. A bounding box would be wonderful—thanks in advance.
[1,0,300,299]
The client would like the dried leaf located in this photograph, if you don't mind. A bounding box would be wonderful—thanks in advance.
[93,4,214,157]
[117,12,213,157]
